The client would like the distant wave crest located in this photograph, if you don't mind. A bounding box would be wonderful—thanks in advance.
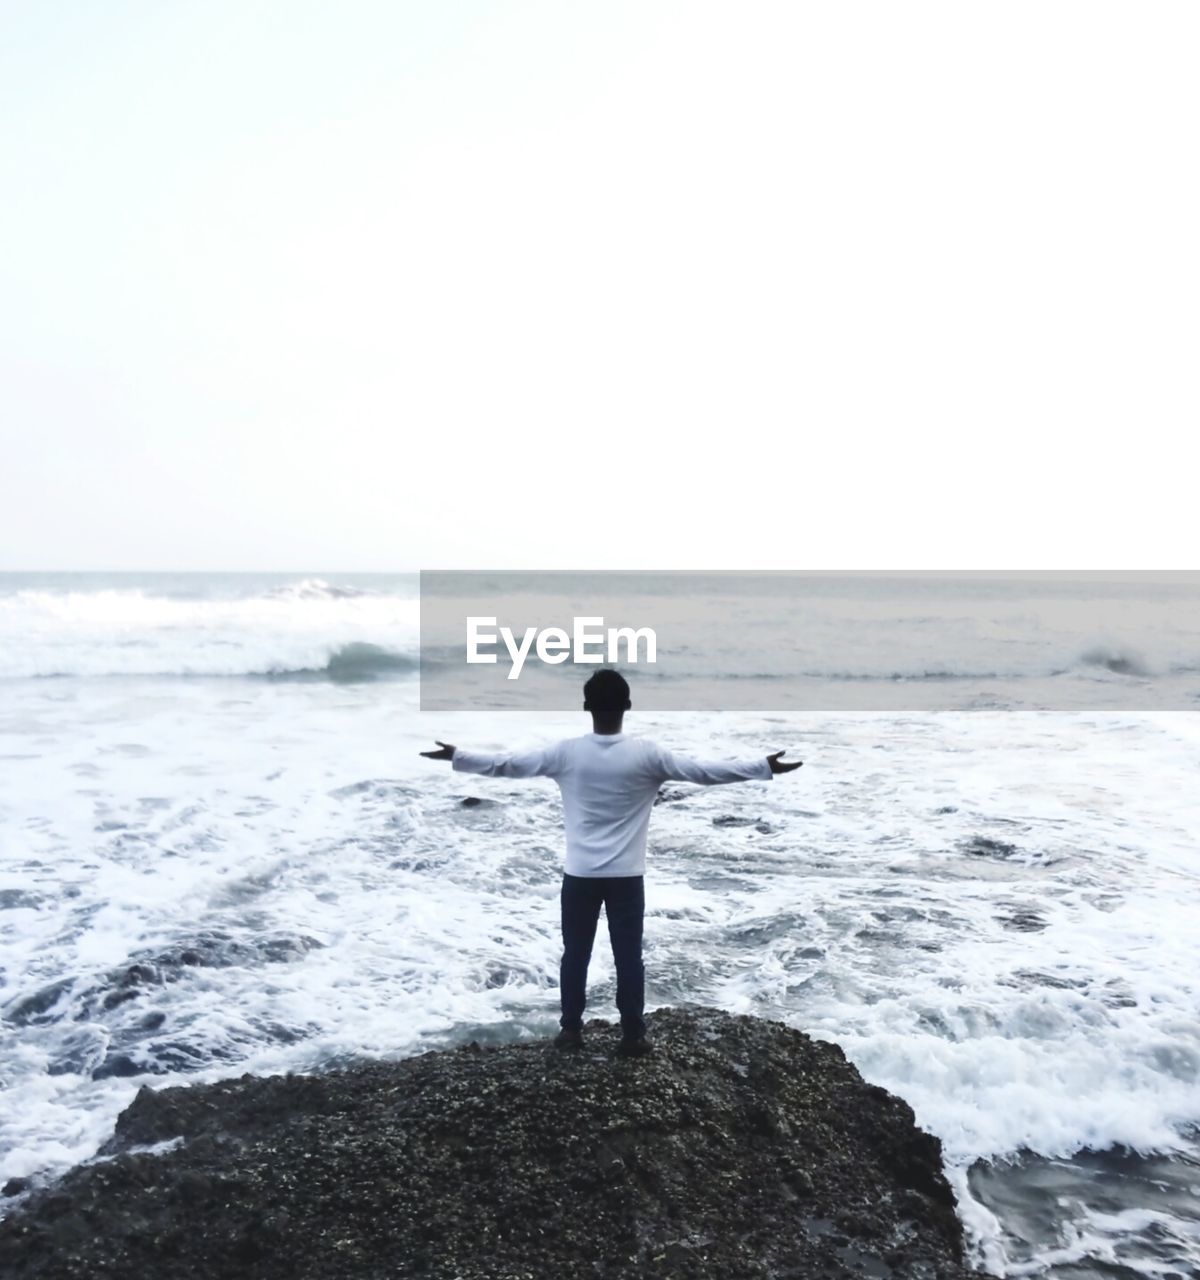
[1078,646,1153,678]
[261,642,418,682]
[265,578,371,602]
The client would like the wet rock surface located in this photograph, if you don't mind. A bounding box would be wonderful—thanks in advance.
[0,1006,985,1279]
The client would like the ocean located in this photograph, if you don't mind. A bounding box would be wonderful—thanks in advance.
[1,572,1197,1277]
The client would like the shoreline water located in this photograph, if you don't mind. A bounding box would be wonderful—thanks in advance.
[2,573,1199,1275]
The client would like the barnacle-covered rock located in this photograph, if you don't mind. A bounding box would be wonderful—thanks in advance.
[0,1006,984,1279]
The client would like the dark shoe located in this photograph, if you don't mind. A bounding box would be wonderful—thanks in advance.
[616,1035,652,1058]
[554,1028,583,1050]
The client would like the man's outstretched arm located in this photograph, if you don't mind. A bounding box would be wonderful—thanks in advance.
[420,741,561,779]
[654,746,802,786]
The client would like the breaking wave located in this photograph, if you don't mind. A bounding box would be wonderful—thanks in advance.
[0,581,420,680]
[260,642,418,682]
[1078,645,1153,678]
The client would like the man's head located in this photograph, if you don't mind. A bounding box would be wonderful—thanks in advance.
[583,669,631,724]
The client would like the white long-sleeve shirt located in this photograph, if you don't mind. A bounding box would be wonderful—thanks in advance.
[452,732,772,877]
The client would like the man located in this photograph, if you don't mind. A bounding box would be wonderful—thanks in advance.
[421,669,802,1057]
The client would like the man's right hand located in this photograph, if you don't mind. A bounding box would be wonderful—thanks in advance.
[767,751,802,775]
[420,741,456,761]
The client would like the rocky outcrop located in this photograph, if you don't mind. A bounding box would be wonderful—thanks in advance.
[0,1006,985,1279]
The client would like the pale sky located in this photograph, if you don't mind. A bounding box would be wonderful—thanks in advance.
[2,2,1197,571]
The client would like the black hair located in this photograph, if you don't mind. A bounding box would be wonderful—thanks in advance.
[583,668,631,714]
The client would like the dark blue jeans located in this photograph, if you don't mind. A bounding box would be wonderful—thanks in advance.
[559,873,645,1039]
